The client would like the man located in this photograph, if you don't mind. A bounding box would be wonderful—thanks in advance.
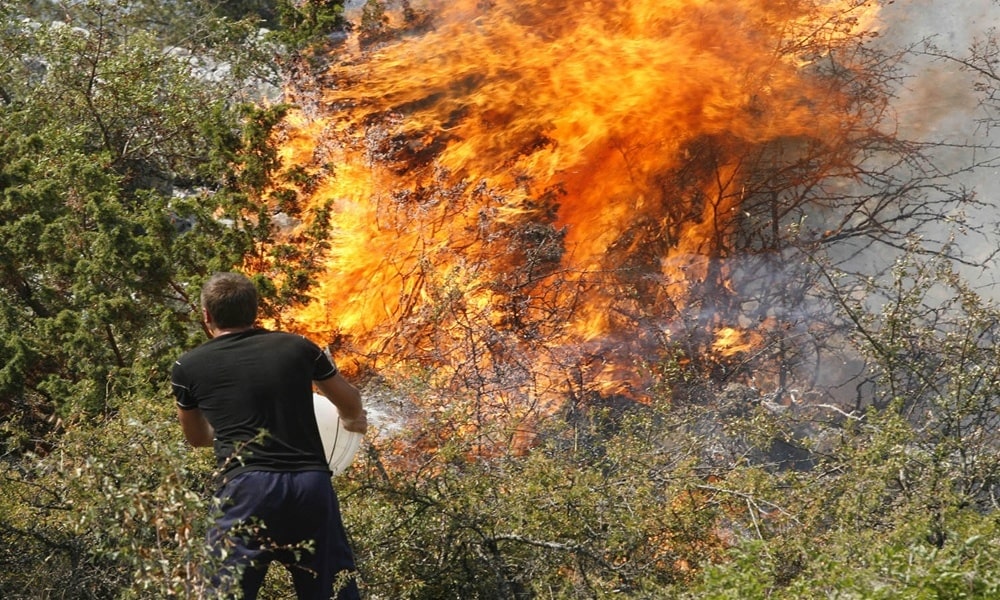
[171,272,367,599]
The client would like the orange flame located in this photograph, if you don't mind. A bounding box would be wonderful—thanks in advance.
[263,0,881,406]
[712,327,762,357]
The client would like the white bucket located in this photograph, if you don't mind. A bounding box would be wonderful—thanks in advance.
[313,393,363,475]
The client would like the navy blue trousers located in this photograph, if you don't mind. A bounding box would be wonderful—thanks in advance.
[208,470,361,599]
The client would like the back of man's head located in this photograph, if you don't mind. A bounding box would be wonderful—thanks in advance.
[201,272,258,329]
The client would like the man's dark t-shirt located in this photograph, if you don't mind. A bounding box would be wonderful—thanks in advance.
[171,329,335,481]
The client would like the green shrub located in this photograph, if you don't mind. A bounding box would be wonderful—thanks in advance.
[0,392,221,598]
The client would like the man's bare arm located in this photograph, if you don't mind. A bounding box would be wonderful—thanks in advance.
[177,407,215,447]
[315,373,368,434]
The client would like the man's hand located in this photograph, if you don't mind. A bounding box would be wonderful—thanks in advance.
[340,410,368,434]
[315,373,367,434]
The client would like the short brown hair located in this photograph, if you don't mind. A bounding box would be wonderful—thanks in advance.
[200,272,258,329]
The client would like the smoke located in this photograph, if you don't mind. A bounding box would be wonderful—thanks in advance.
[882,0,1000,285]
[883,0,991,127]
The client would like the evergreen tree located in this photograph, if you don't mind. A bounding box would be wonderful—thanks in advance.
[0,0,327,443]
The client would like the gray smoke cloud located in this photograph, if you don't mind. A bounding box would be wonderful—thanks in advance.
[878,0,1000,289]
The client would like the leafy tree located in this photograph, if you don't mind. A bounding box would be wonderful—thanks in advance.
[0,1,331,440]
[0,0,347,591]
